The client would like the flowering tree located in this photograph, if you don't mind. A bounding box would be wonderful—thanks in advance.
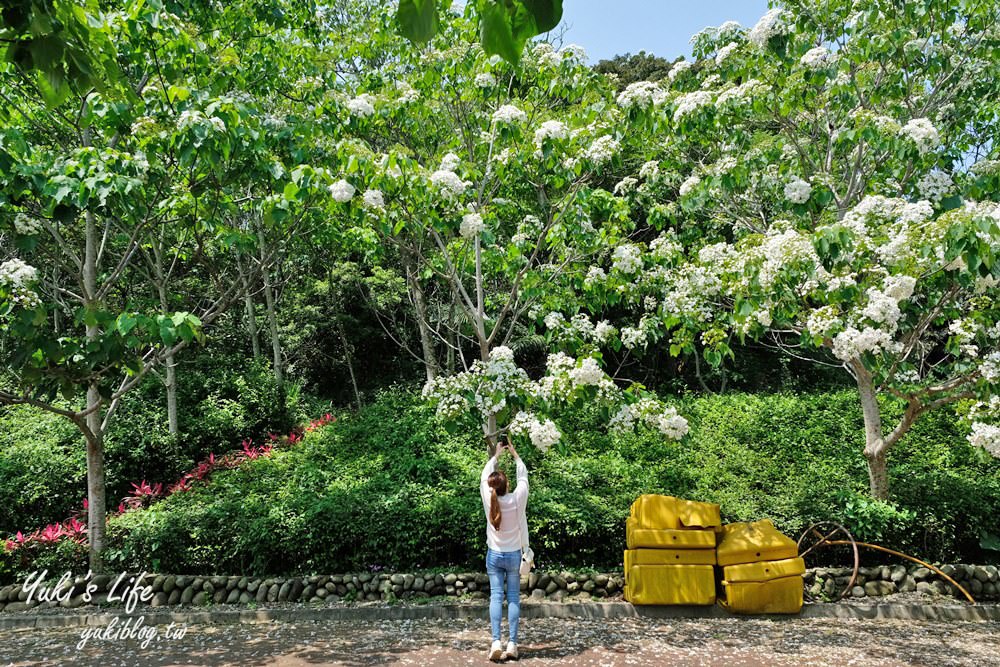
[0,1,338,568]
[318,12,688,452]
[579,0,1000,498]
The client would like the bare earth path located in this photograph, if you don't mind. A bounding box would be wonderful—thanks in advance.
[2,616,999,666]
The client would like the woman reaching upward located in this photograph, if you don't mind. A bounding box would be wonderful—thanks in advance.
[480,441,528,662]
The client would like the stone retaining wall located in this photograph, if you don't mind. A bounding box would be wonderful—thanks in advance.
[0,563,996,612]
[806,563,999,600]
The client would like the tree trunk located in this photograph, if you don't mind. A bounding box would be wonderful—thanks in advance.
[335,318,362,411]
[84,386,106,572]
[855,365,890,499]
[83,210,107,571]
[235,249,261,359]
[402,252,438,382]
[157,283,178,435]
[257,231,283,387]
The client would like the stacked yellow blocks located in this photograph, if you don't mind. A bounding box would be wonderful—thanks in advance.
[716,519,805,614]
[623,494,722,605]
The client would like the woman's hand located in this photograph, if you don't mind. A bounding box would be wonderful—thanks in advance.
[506,442,519,459]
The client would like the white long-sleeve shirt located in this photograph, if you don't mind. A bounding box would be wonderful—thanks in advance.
[480,455,529,552]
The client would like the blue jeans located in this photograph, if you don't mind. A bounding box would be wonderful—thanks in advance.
[486,547,521,643]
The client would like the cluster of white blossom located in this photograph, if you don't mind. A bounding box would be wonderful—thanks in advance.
[440,152,461,171]
[805,305,841,337]
[639,160,660,181]
[617,81,667,109]
[429,169,471,197]
[492,104,528,125]
[508,411,560,452]
[362,189,385,210]
[784,177,812,204]
[800,46,835,69]
[533,120,569,147]
[474,72,496,88]
[916,170,953,202]
[899,117,940,154]
[13,213,43,236]
[967,422,1000,457]
[531,42,562,68]
[345,94,376,117]
[980,351,1000,383]
[748,8,792,48]
[674,90,714,121]
[612,244,643,274]
[0,258,41,308]
[609,399,689,439]
[679,175,701,197]
[832,326,898,361]
[328,179,356,202]
[177,109,226,133]
[620,325,649,349]
[715,79,765,108]
[395,81,419,104]
[613,177,638,196]
[583,135,619,163]
[715,42,739,65]
[460,212,485,239]
[130,115,158,135]
[668,61,693,81]
[568,357,604,387]
[584,266,606,288]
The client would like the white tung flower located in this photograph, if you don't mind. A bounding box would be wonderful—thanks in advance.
[345,94,376,117]
[612,244,642,274]
[460,212,485,239]
[533,120,569,147]
[784,177,813,204]
[916,170,953,203]
[617,81,666,109]
[668,60,692,81]
[492,104,528,125]
[900,118,940,154]
[328,179,356,202]
[715,42,738,65]
[0,258,38,287]
[749,8,791,49]
[440,152,461,171]
[968,422,1000,457]
[569,357,604,387]
[13,213,43,236]
[429,170,470,197]
[673,90,714,121]
[800,46,834,69]
[362,189,385,210]
[679,175,701,196]
[584,135,619,164]
[474,73,496,88]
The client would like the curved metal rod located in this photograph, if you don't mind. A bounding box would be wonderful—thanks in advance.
[797,522,859,601]
[823,540,976,605]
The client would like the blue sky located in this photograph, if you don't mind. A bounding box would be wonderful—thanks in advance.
[558,1,770,63]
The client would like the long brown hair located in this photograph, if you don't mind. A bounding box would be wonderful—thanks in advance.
[487,470,508,530]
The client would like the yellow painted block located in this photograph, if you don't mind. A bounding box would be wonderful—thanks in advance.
[721,575,804,614]
[723,557,805,583]
[628,495,722,531]
[625,564,716,606]
[626,518,717,550]
[716,519,798,566]
[624,548,717,571]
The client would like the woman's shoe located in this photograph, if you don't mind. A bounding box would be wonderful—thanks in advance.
[488,640,503,661]
[502,641,519,661]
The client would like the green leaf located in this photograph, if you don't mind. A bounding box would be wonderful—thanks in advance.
[397,0,439,44]
[521,0,563,32]
[479,1,523,66]
[981,532,1000,552]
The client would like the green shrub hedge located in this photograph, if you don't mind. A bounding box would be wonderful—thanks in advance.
[0,354,305,536]
[96,387,1000,577]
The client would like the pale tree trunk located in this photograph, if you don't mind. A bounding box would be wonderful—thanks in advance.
[235,249,261,359]
[854,364,890,500]
[83,210,107,571]
[335,318,362,411]
[473,235,498,455]
[257,230,283,387]
[156,282,179,435]
[401,251,438,382]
